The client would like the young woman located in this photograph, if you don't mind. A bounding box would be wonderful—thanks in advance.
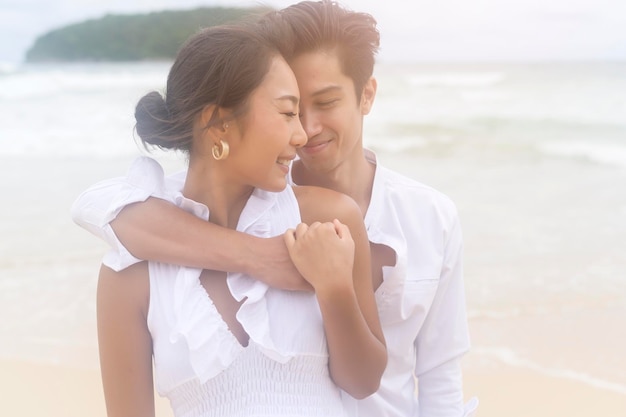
[95,24,386,417]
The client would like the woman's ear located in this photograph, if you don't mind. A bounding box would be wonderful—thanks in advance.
[360,77,377,115]
[195,105,226,149]
[201,104,234,128]
[200,104,221,132]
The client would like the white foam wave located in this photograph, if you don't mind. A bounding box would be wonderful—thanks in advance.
[408,72,505,87]
[474,346,626,395]
[0,63,169,100]
[539,141,626,168]
[365,136,428,153]
[2,62,624,163]
[0,61,18,75]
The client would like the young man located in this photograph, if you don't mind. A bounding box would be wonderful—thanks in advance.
[72,1,477,416]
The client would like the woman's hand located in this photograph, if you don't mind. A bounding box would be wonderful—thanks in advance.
[284,219,355,293]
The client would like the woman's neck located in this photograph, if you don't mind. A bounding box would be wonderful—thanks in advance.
[183,161,253,229]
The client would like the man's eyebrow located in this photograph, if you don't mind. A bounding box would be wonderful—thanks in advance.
[276,95,299,105]
[311,85,342,97]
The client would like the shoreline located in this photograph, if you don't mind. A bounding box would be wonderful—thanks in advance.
[2,357,625,417]
[2,58,626,417]
[464,363,626,416]
[0,358,173,417]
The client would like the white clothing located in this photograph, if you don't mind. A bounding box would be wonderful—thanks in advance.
[92,157,346,416]
[337,150,476,416]
[71,151,477,417]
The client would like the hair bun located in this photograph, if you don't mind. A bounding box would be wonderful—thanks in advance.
[134,91,176,149]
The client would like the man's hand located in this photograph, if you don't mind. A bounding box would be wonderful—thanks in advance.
[247,235,312,291]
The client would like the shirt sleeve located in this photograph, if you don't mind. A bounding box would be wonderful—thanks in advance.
[70,156,177,271]
[414,207,473,416]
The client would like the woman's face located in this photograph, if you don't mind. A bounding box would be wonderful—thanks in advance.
[226,55,306,192]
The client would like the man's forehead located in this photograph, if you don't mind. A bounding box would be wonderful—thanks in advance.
[308,85,342,97]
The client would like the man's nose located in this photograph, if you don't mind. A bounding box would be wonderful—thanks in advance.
[299,111,322,139]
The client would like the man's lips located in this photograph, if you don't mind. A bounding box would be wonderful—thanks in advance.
[301,140,330,154]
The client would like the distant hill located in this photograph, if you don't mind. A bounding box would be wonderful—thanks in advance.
[25,7,272,62]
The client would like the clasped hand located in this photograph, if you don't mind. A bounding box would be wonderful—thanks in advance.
[284,219,355,292]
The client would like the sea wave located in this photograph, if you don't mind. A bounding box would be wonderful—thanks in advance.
[408,72,506,87]
[0,61,18,75]
[2,61,624,165]
[0,62,169,100]
[364,111,626,167]
[539,141,626,168]
[473,346,626,395]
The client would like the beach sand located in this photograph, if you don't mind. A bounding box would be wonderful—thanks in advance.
[385,148,626,415]
[0,359,174,417]
[464,364,626,416]
[2,358,625,417]
[2,148,625,416]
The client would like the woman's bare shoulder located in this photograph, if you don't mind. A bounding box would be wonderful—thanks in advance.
[292,185,361,225]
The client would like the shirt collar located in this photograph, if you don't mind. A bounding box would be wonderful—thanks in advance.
[363,149,383,232]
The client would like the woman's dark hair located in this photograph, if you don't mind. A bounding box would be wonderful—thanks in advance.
[135,24,278,152]
[257,0,379,100]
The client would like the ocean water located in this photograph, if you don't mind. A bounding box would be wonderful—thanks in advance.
[1,61,625,395]
[2,61,626,164]
[368,62,626,167]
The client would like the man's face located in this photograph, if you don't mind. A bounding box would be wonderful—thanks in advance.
[289,50,375,176]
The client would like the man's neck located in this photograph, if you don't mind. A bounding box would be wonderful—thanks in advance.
[293,151,375,217]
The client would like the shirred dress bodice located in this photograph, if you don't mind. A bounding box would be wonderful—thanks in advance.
[147,185,345,417]
[166,344,342,417]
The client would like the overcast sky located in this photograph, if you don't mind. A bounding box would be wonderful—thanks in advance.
[2,0,626,65]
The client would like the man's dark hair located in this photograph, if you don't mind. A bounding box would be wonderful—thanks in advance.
[258,0,380,100]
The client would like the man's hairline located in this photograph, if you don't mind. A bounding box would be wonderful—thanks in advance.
[287,47,366,99]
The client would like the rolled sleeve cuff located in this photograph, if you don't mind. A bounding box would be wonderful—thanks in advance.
[71,156,172,271]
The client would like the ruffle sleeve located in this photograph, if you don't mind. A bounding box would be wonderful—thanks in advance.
[167,265,244,383]
[227,188,296,363]
[155,186,322,385]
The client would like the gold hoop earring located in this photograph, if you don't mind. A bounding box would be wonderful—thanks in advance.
[212,139,229,160]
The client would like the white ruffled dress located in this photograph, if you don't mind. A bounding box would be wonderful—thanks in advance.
[146,185,346,417]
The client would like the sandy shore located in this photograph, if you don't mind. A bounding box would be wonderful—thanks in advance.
[4,58,626,417]
[3,152,625,417]
[464,364,626,417]
[2,357,625,417]
[0,359,173,417]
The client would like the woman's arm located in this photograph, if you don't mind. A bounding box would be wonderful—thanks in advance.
[97,262,155,417]
[288,186,387,399]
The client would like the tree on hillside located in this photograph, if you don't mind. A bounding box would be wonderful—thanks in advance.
[26,7,271,62]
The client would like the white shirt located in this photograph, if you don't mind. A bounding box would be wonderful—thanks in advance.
[346,150,476,416]
[71,151,478,417]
